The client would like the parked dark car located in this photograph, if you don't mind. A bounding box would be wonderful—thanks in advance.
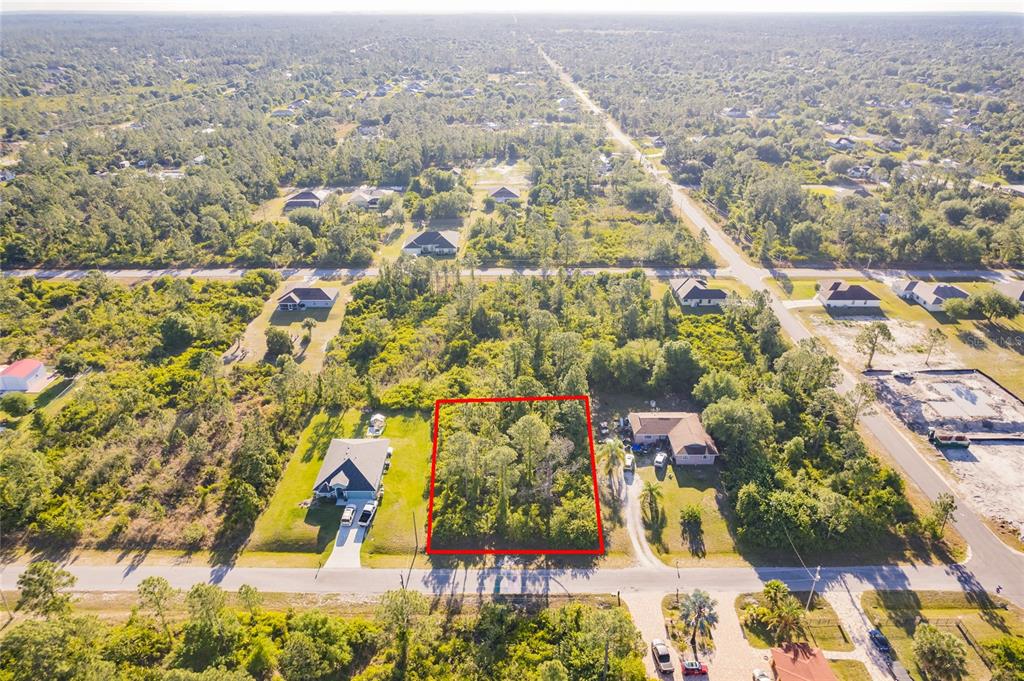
[869,629,893,657]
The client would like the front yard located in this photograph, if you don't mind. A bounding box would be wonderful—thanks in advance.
[735,591,854,652]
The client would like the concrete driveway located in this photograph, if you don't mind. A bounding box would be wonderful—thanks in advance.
[324,502,367,568]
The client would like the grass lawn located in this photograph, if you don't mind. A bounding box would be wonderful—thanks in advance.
[240,408,367,567]
[375,222,419,263]
[768,276,825,300]
[637,463,746,567]
[735,592,854,652]
[230,280,351,374]
[828,660,872,681]
[252,195,289,222]
[861,590,1024,681]
[359,412,433,568]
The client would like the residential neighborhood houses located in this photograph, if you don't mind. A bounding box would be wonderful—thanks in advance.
[996,280,1024,308]
[816,279,881,309]
[627,411,718,465]
[892,279,969,312]
[402,229,460,256]
[349,186,394,209]
[671,277,728,308]
[276,286,340,311]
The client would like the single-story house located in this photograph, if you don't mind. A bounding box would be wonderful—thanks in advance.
[0,358,49,393]
[816,279,881,308]
[277,287,340,311]
[671,278,728,308]
[995,280,1024,308]
[721,106,748,118]
[627,412,717,465]
[402,230,460,256]
[284,189,329,212]
[270,108,293,118]
[828,136,856,152]
[349,187,394,209]
[877,138,904,152]
[847,165,871,180]
[771,644,838,681]
[892,280,969,312]
[312,438,390,502]
[490,186,520,204]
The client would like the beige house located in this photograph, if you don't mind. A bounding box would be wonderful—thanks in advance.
[627,412,717,465]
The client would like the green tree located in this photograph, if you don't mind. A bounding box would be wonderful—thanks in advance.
[137,575,176,641]
[651,340,703,394]
[855,321,893,369]
[538,659,570,681]
[597,439,626,495]
[245,636,279,680]
[1,392,32,416]
[16,561,76,616]
[768,595,805,643]
[639,481,663,523]
[913,623,967,680]
[930,492,958,535]
[678,589,718,660]
[265,326,294,359]
[974,289,1020,323]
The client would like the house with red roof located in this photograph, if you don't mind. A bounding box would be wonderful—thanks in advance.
[0,358,50,393]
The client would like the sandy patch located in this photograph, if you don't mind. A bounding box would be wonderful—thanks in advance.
[806,312,957,371]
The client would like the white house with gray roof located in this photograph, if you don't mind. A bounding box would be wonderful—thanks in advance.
[312,438,390,503]
[892,280,968,312]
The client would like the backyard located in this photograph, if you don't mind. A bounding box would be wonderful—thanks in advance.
[735,591,854,652]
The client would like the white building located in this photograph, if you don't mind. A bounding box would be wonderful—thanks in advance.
[0,358,49,393]
[892,280,968,312]
[277,287,340,311]
[627,412,717,465]
[816,280,882,309]
[670,278,728,308]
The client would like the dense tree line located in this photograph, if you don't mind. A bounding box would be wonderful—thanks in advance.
[327,259,926,553]
[2,565,647,681]
[0,271,309,554]
[431,401,598,550]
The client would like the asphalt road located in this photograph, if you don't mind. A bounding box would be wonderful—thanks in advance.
[541,46,1024,605]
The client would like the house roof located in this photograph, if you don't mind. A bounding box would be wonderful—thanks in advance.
[287,189,328,203]
[278,287,339,304]
[1,358,43,379]
[490,186,520,199]
[771,644,839,681]
[817,279,880,302]
[996,280,1024,303]
[670,277,728,301]
[404,230,460,250]
[627,412,716,457]
[313,438,390,495]
[894,280,968,305]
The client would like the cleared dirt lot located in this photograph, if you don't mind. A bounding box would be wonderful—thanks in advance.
[872,370,1024,536]
[804,312,957,371]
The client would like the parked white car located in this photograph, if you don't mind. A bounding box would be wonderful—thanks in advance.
[624,453,636,472]
[654,451,668,468]
[341,504,357,526]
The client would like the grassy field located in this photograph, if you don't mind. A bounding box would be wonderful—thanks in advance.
[230,279,351,374]
[828,660,872,681]
[861,590,1024,681]
[735,592,854,652]
[375,222,419,262]
[240,409,367,566]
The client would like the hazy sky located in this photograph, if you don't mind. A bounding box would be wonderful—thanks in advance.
[4,0,1023,12]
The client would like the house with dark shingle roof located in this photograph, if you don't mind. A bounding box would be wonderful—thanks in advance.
[312,438,390,502]
[816,279,881,309]
[670,278,728,308]
[402,230,460,256]
[277,287,339,311]
[490,186,520,203]
[284,189,329,212]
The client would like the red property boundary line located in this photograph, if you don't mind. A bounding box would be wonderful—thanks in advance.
[425,395,605,556]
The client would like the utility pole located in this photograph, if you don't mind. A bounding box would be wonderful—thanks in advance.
[805,566,821,612]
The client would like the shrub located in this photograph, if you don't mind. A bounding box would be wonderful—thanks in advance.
[1,391,32,416]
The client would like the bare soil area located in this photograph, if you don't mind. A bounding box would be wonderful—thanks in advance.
[804,313,958,371]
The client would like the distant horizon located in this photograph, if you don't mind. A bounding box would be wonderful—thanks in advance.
[3,0,1022,15]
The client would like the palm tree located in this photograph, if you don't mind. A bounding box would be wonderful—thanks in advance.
[597,440,625,495]
[639,481,663,523]
[769,596,805,643]
[762,580,790,611]
[679,589,718,661]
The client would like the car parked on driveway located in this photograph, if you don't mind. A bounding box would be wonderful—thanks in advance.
[625,452,636,472]
[868,628,893,657]
[650,638,674,675]
[654,451,669,468]
[358,501,378,527]
[752,670,771,681]
[341,504,357,526]
[681,659,707,676]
